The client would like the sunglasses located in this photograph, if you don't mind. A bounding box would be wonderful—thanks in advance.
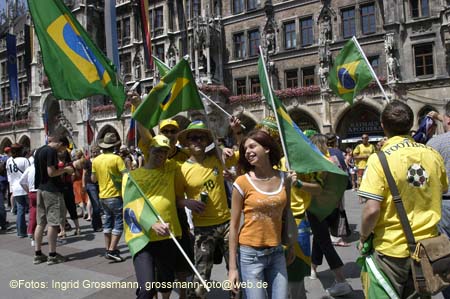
[161,129,178,135]
[188,135,208,142]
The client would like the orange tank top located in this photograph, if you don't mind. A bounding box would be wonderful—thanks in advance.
[233,172,287,248]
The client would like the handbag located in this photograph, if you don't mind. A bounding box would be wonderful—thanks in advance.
[281,208,298,246]
[378,151,450,295]
[328,202,352,238]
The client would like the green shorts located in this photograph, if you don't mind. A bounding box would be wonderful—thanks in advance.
[37,190,65,227]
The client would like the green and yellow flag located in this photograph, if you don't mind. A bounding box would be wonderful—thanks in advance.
[123,173,159,257]
[328,37,374,104]
[133,59,204,129]
[258,56,348,221]
[153,55,170,77]
[28,0,126,117]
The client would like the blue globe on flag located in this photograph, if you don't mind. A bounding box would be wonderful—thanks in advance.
[124,208,142,234]
[338,67,356,89]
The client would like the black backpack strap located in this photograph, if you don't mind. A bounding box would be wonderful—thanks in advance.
[377,151,426,288]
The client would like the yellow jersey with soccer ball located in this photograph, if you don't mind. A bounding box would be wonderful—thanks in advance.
[353,143,375,170]
[358,136,448,258]
[122,160,184,242]
[181,155,231,227]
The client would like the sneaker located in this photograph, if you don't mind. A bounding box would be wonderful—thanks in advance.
[326,281,352,297]
[33,254,48,265]
[47,253,66,265]
[106,250,124,262]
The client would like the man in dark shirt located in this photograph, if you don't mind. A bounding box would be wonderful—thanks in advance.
[33,135,74,265]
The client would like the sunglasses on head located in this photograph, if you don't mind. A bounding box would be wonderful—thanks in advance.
[161,129,178,134]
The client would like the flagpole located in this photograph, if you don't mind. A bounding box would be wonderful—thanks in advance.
[126,173,211,293]
[258,46,291,171]
[351,36,390,103]
[155,56,246,129]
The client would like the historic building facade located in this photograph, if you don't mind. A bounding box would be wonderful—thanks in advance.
[0,0,449,151]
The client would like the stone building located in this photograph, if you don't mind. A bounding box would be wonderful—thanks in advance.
[0,0,449,151]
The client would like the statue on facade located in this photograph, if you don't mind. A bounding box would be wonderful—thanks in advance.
[387,52,399,83]
[262,0,278,57]
[319,62,329,91]
[320,15,332,43]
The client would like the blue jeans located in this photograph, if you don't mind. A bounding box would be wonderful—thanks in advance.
[238,245,288,299]
[15,195,28,237]
[101,197,123,235]
[440,200,450,299]
[86,184,102,231]
[0,182,7,228]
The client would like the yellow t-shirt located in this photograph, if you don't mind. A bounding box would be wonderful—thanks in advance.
[122,160,184,241]
[234,173,287,247]
[353,143,375,169]
[280,157,320,217]
[92,153,126,199]
[358,136,448,257]
[181,155,231,227]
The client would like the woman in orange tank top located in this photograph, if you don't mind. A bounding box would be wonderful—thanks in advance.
[228,130,296,299]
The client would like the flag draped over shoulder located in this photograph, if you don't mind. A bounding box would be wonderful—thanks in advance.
[28,0,126,117]
[258,56,348,221]
[123,173,159,257]
[328,38,373,104]
[133,59,204,129]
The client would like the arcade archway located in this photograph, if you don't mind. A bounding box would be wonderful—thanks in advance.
[336,104,383,141]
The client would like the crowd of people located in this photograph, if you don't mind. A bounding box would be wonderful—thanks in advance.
[0,98,448,299]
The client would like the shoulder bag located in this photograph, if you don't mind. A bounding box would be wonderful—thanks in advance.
[378,151,450,296]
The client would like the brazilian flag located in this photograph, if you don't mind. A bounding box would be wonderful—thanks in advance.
[153,55,170,77]
[28,0,126,117]
[328,37,374,104]
[133,59,204,129]
[123,173,159,257]
[258,56,348,221]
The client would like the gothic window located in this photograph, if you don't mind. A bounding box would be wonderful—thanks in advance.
[233,32,246,59]
[123,17,131,44]
[248,30,260,57]
[284,21,296,49]
[302,67,315,86]
[368,56,379,75]
[361,3,376,35]
[155,7,164,28]
[120,53,132,78]
[342,7,356,38]
[116,21,122,46]
[233,0,244,14]
[300,17,313,46]
[285,70,298,88]
[247,0,257,10]
[250,77,260,94]
[193,0,201,17]
[414,44,434,76]
[236,78,246,95]
[155,44,165,61]
[410,0,429,18]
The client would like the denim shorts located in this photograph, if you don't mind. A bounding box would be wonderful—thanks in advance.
[101,197,123,235]
[238,245,288,299]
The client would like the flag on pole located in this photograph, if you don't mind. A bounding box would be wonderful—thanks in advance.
[104,0,120,72]
[133,59,204,130]
[27,0,126,117]
[258,55,348,221]
[138,0,153,69]
[6,33,19,103]
[24,24,33,88]
[86,119,94,145]
[127,105,136,145]
[123,173,159,257]
[328,38,374,104]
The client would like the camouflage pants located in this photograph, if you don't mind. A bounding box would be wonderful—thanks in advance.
[188,221,230,299]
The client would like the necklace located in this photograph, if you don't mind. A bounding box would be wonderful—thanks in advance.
[252,176,271,181]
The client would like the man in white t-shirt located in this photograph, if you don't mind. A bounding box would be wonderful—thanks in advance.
[6,143,31,237]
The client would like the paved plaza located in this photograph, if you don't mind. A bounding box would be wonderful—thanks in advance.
[0,190,445,299]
